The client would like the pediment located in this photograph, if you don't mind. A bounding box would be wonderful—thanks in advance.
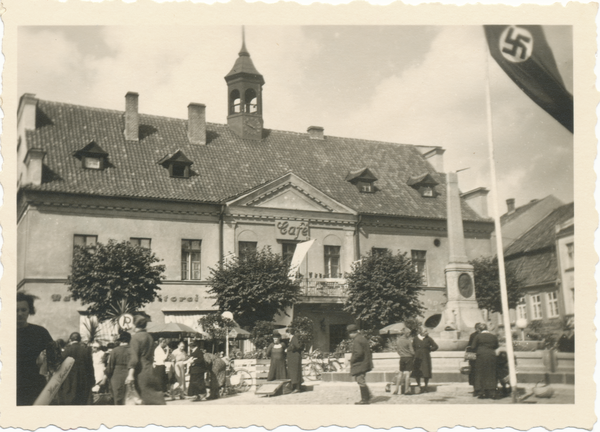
[227,172,356,214]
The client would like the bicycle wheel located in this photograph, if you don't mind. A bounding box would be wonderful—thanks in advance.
[308,362,323,380]
[231,369,253,392]
[329,360,343,372]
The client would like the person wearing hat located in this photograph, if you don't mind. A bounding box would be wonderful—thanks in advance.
[347,324,373,405]
[266,331,288,381]
[59,331,95,405]
[286,327,304,393]
[125,314,165,404]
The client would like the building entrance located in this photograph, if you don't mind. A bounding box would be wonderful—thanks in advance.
[329,324,347,353]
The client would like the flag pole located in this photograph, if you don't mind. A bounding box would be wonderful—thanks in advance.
[483,32,519,403]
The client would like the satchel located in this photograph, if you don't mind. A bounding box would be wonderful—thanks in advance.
[464,352,477,361]
[125,382,143,405]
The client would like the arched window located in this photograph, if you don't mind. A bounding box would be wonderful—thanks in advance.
[238,230,258,260]
[244,88,258,113]
[229,90,241,114]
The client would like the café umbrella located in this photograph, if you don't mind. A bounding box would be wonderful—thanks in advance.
[378,322,407,335]
[146,322,207,339]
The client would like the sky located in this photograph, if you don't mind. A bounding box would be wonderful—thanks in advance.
[18,25,574,213]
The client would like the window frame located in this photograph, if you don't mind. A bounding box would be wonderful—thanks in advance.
[324,245,341,278]
[181,239,202,281]
[516,303,527,321]
[130,237,151,249]
[411,250,428,286]
[547,291,560,318]
[73,234,98,258]
[531,294,543,320]
[281,242,297,268]
[238,241,258,261]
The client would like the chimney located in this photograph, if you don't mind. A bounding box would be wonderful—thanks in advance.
[188,103,206,145]
[124,92,139,141]
[423,147,446,173]
[24,148,46,186]
[307,126,324,140]
[460,187,489,218]
[506,198,516,214]
[18,93,38,134]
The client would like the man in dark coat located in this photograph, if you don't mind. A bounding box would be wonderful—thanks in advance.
[60,332,95,405]
[287,329,304,393]
[348,324,373,405]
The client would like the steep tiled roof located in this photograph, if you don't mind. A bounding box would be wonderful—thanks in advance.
[23,99,489,221]
[505,203,574,257]
[500,195,561,225]
[504,203,574,288]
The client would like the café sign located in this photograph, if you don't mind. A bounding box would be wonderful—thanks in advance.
[275,220,310,241]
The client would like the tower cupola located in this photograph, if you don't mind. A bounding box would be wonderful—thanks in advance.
[224,28,265,141]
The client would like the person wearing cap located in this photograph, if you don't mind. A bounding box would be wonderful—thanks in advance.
[59,331,95,405]
[347,324,373,405]
[266,331,288,381]
[125,314,165,404]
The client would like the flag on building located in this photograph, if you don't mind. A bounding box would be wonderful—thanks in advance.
[484,25,573,133]
[288,239,315,279]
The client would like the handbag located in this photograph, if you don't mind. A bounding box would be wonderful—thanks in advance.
[125,382,143,405]
[464,352,477,361]
[459,361,471,375]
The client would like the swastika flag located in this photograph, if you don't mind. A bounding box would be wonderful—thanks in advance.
[484,25,573,133]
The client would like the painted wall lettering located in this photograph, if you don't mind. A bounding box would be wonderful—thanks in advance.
[275,220,310,240]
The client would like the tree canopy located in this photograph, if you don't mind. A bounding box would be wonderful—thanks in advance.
[344,250,425,330]
[208,247,302,328]
[67,239,165,321]
[470,256,522,313]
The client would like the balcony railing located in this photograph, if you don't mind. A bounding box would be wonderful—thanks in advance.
[301,278,348,297]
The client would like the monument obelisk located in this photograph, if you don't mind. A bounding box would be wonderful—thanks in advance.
[438,172,484,347]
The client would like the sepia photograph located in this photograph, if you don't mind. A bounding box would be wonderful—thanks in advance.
[3,2,597,431]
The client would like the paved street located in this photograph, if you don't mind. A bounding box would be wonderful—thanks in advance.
[165,381,574,405]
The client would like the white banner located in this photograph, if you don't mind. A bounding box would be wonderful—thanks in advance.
[288,239,315,279]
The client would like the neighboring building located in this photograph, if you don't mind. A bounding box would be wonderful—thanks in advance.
[17,38,494,351]
[497,195,564,250]
[504,203,574,332]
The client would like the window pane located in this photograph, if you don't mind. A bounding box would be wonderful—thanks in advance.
[74,235,86,247]
[282,243,296,266]
[181,239,201,280]
[411,250,427,285]
[239,242,257,260]
[324,246,341,278]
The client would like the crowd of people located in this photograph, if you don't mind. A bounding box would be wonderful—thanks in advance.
[16,292,230,406]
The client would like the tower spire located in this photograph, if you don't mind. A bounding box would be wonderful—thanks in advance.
[239,26,249,57]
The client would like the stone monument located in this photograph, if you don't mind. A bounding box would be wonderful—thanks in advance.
[433,171,484,350]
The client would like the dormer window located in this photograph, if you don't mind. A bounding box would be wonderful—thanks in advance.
[84,157,102,170]
[73,141,108,170]
[346,168,378,194]
[158,150,194,179]
[407,173,439,198]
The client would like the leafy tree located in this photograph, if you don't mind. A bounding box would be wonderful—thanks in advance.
[67,239,165,321]
[250,320,275,351]
[344,250,424,330]
[198,313,235,353]
[289,316,314,349]
[470,256,522,313]
[208,247,302,328]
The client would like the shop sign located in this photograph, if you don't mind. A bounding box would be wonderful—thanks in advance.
[275,220,310,240]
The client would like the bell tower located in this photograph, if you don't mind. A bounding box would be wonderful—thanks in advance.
[224,28,265,141]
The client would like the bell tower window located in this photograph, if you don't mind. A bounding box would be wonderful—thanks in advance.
[244,88,258,113]
[230,90,241,114]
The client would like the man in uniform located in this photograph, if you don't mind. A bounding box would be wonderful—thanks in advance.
[347,324,373,405]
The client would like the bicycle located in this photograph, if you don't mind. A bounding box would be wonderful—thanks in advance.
[220,359,253,396]
[302,349,344,381]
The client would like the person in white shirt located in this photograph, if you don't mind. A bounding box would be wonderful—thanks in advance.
[153,338,169,394]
